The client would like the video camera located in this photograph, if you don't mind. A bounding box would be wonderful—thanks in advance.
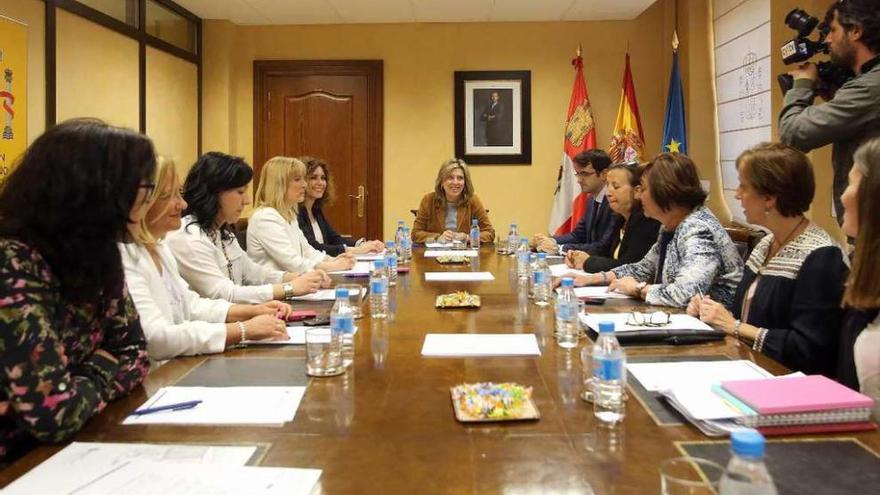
[778,8,854,95]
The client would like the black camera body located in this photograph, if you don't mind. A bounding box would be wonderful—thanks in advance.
[778,8,854,95]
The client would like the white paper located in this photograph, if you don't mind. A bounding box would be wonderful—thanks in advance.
[2,442,258,495]
[549,263,587,278]
[423,249,478,258]
[424,272,494,282]
[421,333,541,357]
[580,312,714,333]
[326,261,373,275]
[123,386,306,426]
[244,325,309,345]
[355,252,385,261]
[425,241,466,249]
[29,460,322,495]
[559,286,633,300]
[627,360,772,393]
[290,287,362,301]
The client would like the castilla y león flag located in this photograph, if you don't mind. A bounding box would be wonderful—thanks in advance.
[548,51,596,236]
[608,53,645,163]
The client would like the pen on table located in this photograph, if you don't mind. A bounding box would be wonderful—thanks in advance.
[132,400,202,415]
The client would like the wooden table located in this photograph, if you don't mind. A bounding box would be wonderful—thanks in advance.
[2,248,878,493]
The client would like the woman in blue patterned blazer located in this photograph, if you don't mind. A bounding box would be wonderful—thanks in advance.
[570,152,743,308]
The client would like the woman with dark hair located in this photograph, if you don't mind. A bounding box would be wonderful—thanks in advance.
[297,156,384,256]
[688,143,848,376]
[166,152,326,304]
[0,119,152,465]
[563,163,660,272]
[570,153,743,308]
[411,158,494,244]
[838,137,880,418]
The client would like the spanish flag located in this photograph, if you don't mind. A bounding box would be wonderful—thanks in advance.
[608,53,645,163]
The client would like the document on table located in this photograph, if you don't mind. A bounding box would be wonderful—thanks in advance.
[423,249,478,258]
[421,333,541,357]
[2,442,259,495]
[327,261,373,275]
[290,287,362,301]
[424,272,494,282]
[555,286,632,299]
[425,241,464,249]
[123,386,305,426]
[549,263,587,278]
[244,325,311,345]
[355,252,385,261]
[580,312,714,333]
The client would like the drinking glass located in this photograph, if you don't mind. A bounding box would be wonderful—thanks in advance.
[305,327,344,377]
[495,235,508,255]
[659,457,724,495]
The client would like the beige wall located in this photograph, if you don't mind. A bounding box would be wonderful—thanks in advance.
[0,0,45,147]
[146,46,198,178]
[203,0,727,238]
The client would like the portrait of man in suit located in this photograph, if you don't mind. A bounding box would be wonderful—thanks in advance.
[474,89,513,146]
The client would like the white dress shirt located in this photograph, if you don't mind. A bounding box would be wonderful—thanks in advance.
[166,216,284,303]
[119,241,232,361]
[247,207,328,273]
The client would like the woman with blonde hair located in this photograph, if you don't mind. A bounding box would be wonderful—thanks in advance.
[411,158,494,244]
[121,158,292,361]
[297,156,384,256]
[247,156,355,273]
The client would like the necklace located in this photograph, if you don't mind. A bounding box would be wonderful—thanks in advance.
[765,217,807,265]
[209,230,234,281]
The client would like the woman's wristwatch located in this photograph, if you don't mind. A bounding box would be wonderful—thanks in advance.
[282,282,295,299]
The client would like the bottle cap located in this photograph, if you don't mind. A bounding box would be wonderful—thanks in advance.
[335,288,349,298]
[510,223,517,228]
[730,429,766,458]
[520,236,528,243]
[374,259,386,269]
[472,219,479,225]
[598,321,615,333]
[561,277,574,287]
[537,252,547,260]
[386,240,395,248]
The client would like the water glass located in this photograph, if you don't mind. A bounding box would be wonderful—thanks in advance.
[495,236,508,255]
[338,283,363,319]
[659,457,724,495]
[305,327,344,377]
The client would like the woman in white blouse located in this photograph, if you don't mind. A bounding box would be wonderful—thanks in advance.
[166,152,328,304]
[247,156,355,273]
[121,158,291,361]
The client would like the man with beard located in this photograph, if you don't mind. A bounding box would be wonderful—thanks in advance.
[779,0,880,222]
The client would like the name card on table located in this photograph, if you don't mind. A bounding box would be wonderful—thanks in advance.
[424,272,494,282]
[423,250,479,258]
[421,333,541,357]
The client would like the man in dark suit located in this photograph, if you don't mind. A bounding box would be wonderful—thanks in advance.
[480,91,510,146]
[534,149,623,256]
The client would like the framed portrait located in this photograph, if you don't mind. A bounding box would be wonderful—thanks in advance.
[454,70,531,165]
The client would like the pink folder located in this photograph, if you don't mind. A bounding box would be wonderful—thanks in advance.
[721,375,875,415]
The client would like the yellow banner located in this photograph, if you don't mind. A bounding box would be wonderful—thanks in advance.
[0,15,27,181]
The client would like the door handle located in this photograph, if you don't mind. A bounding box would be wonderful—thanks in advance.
[348,185,365,218]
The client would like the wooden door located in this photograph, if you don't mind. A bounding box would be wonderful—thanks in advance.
[254,61,383,240]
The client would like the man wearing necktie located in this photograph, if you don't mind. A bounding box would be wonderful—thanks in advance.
[534,149,623,255]
[480,91,509,146]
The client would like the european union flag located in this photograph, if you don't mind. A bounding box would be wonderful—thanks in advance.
[661,50,687,155]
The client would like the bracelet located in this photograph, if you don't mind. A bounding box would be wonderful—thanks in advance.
[282,282,294,299]
[237,321,247,346]
[733,319,742,344]
[752,327,768,353]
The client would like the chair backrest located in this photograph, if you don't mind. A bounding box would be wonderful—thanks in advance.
[725,225,766,261]
[234,218,249,250]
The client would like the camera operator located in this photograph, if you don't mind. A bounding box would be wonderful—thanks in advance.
[779,0,880,221]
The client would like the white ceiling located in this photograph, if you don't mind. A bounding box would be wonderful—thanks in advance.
[174,0,658,25]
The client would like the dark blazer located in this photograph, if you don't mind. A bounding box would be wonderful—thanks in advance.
[297,203,356,256]
[582,206,660,272]
[411,192,494,244]
[553,193,623,256]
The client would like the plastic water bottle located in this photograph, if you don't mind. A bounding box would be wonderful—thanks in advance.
[331,287,355,368]
[528,253,538,298]
[555,277,579,348]
[469,219,481,250]
[533,252,551,305]
[593,321,626,425]
[507,223,519,255]
[370,259,388,319]
[394,220,405,258]
[719,430,779,495]
[516,237,530,279]
[401,227,412,264]
[384,240,398,286]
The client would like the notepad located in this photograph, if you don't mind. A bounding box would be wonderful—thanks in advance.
[627,360,772,393]
[721,375,876,415]
[355,252,386,261]
[549,263,587,278]
[290,288,362,301]
[424,272,494,282]
[421,333,541,357]
[423,249,478,258]
[581,312,714,333]
[327,261,373,275]
[123,386,305,426]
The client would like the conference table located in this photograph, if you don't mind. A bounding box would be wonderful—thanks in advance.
[2,247,879,494]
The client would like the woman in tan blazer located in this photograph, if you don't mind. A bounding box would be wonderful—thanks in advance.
[412,158,495,244]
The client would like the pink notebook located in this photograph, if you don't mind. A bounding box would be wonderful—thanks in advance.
[721,375,875,415]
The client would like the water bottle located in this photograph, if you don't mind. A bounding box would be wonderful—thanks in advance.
[385,240,398,286]
[719,430,779,495]
[516,237,530,280]
[528,253,538,298]
[331,287,355,368]
[533,252,551,305]
[555,277,579,348]
[507,223,519,255]
[401,227,412,264]
[370,259,389,319]
[593,321,626,425]
[394,220,405,258]
[469,219,481,250]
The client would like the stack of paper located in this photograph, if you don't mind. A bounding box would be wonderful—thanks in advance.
[123,386,306,426]
[580,312,714,333]
[290,287,361,301]
[423,249,478,258]
[327,261,373,275]
[424,272,494,282]
[421,333,541,357]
